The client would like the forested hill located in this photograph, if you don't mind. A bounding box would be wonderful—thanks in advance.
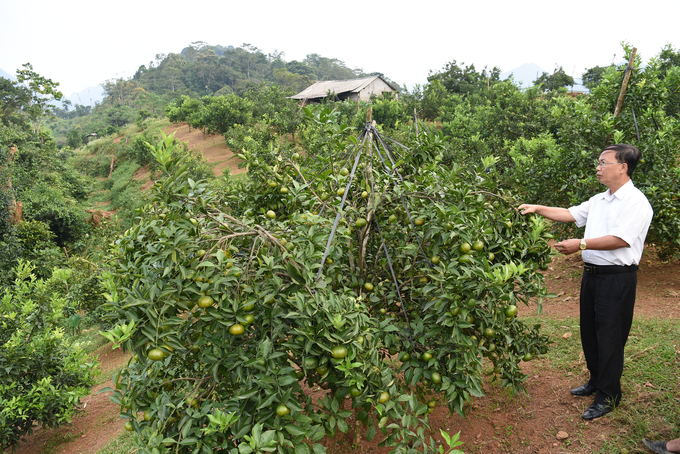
[47,41,394,145]
[129,42,387,98]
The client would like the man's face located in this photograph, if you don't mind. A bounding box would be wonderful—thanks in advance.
[596,150,626,187]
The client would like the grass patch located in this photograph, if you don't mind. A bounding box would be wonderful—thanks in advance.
[96,430,137,454]
[526,315,680,453]
[78,329,111,355]
[35,430,85,454]
[73,330,128,386]
[95,360,126,387]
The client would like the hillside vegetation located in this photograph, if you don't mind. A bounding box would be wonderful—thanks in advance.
[0,41,679,453]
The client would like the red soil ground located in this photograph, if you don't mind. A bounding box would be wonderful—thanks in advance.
[125,122,246,190]
[162,122,247,178]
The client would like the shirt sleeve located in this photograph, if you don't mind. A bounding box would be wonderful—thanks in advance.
[568,199,591,228]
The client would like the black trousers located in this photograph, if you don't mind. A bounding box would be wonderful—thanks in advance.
[579,269,637,405]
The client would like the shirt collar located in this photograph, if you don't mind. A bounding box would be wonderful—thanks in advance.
[602,179,634,201]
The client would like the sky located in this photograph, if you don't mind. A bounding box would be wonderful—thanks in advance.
[1,0,678,97]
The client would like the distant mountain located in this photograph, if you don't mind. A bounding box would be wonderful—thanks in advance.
[501,63,545,88]
[502,63,588,92]
[0,67,16,81]
[64,85,105,107]
[2,67,104,107]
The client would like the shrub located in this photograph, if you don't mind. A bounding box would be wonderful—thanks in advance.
[15,220,65,278]
[125,133,158,167]
[19,182,91,246]
[164,95,201,124]
[0,261,97,451]
[191,94,255,135]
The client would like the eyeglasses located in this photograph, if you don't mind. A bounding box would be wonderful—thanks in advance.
[596,160,624,168]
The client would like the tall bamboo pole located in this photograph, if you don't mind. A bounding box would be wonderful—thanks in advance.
[614,48,637,117]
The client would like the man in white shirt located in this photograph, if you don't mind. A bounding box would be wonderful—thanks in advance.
[519,144,653,421]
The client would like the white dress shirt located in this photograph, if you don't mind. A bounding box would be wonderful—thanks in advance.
[568,180,653,266]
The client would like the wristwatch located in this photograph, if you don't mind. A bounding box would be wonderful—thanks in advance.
[580,239,587,250]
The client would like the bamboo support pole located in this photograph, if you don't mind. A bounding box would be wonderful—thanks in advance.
[358,108,374,271]
[614,47,637,117]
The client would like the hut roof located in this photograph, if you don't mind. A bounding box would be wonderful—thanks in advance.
[290,75,397,100]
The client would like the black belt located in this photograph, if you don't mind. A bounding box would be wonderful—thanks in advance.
[583,263,638,274]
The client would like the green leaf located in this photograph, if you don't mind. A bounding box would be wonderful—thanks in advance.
[278,375,298,387]
[336,418,349,434]
[366,423,376,441]
[284,424,306,436]
[295,444,311,454]
[286,263,305,285]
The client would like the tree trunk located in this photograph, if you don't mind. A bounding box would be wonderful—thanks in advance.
[3,147,21,223]
[108,154,115,178]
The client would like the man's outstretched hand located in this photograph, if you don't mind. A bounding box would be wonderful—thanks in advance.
[554,239,580,255]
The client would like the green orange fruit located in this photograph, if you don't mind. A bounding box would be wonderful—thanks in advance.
[147,348,164,362]
[229,323,245,335]
[197,295,214,308]
[331,346,348,359]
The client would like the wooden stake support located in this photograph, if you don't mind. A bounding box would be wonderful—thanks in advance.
[108,154,115,178]
[614,47,637,117]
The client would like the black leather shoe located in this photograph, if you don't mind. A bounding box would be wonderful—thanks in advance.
[581,402,614,420]
[570,382,596,396]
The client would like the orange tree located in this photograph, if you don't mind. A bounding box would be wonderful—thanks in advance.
[1,261,96,451]
[102,112,551,453]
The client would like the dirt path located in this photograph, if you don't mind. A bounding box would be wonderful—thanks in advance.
[11,345,132,454]
[9,249,680,454]
[126,122,248,190]
[163,123,247,177]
